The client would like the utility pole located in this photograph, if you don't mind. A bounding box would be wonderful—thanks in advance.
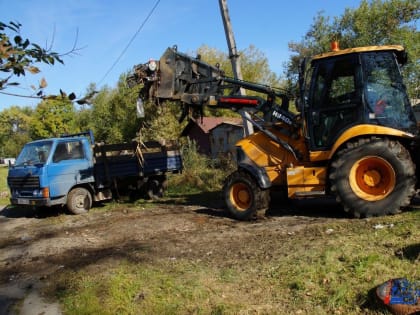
[218,0,245,95]
[219,0,254,135]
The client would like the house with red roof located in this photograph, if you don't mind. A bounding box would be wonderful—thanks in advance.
[180,117,244,158]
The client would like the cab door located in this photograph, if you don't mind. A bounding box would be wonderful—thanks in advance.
[46,140,94,198]
[307,55,364,150]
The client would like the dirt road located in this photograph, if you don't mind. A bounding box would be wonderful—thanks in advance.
[0,196,349,314]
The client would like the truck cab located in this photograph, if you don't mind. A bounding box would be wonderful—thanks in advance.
[7,134,96,210]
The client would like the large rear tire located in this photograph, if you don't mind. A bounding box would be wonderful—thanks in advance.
[67,187,92,215]
[223,170,270,220]
[329,138,416,218]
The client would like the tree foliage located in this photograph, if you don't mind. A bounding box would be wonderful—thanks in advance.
[30,98,77,139]
[287,0,419,98]
[0,106,32,156]
[0,21,64,91]
[139,101,184,142]
[196,44,287,116]
[0,20,82,103]
[197,44,282,86]
[79,75,141,143]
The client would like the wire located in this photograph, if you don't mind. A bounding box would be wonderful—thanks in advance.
[97,0,161,86]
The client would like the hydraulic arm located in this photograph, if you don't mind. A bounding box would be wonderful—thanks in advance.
[127,46,295,124]
[127,45,300,158]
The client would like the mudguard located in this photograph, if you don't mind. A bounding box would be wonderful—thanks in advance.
[237,162,271,190]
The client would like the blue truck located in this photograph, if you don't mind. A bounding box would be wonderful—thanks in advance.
[7,131,182,214]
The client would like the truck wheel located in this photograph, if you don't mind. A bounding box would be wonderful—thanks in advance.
[146,178,164,200]
[223,170,270,220]
[329,138,416,218]
[67,187,92,214]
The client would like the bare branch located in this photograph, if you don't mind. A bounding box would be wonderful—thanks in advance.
[58,28,86,58]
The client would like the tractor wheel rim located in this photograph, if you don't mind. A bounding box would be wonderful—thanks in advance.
[349,156,396,201]
[230,183,252,211]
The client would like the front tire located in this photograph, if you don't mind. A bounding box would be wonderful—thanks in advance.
[146,176,167,200]
[329,138,416,218]
[67,187,92,215]
[223,170,270,220]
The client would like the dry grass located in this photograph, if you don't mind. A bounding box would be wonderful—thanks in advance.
[0,166,10,204]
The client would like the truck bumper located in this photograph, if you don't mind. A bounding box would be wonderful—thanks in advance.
[10,198,51,207]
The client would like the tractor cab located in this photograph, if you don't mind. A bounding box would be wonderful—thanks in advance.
[300,45,417,152]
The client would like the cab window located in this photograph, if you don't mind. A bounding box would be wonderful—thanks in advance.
[362,52,415,131]
[53,141,84,163]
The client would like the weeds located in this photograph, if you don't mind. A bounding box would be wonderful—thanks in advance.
[168,140,236,194]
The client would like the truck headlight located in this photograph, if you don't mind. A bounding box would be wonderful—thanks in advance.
[32,188,49,198]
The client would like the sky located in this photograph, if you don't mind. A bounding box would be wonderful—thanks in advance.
[0,0,361,110]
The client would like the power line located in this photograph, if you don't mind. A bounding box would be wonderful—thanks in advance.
[97,0,161,86]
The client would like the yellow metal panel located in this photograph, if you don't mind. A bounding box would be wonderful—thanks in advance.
[236,125,308,167]
[266,166,284,185]
[286,166,326,198]
[287,166,304,187]
[310,124,415,162]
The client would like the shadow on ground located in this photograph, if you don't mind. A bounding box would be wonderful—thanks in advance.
[161,191,352,220]
[267,196,352,219]
[395,243,420,262]
[360,285,388,314]
[0,205,66,219]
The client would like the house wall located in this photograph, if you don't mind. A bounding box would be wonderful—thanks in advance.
[1,158,16,165]
[209,124,244,159]
[186,124,211,155]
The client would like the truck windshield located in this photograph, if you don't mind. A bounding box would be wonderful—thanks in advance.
[15,141,53,166]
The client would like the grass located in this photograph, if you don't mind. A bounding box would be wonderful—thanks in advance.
[0,166,9,204]
[47,210,419,315]
[55,263,237,315]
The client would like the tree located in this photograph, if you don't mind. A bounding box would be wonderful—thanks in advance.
[286,0,419,98]
[82,74,141,144]
[139,101,185,142]
[196,44,288,116]
[197,44,282,86]
[0,106,33,156]
[30,98,77,139]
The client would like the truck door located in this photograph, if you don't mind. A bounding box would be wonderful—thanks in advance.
[47,140,94,199]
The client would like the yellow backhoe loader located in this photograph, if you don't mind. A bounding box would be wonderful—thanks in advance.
[127,43,419,219]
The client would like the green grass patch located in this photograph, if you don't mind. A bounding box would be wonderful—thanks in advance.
[54,262,242,315]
